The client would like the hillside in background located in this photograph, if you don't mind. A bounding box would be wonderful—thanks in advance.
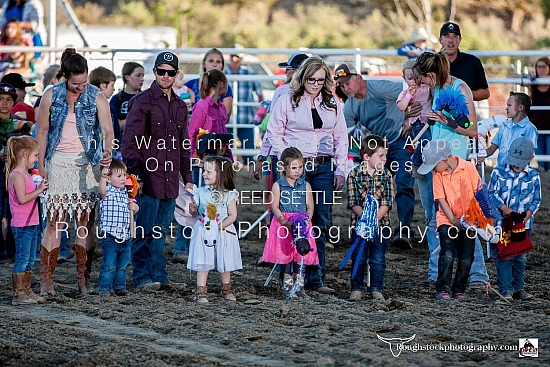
[61,0,550,51]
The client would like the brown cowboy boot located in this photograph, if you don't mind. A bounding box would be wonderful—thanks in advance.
[196,286,208,303]
[84,246,95,294]
[221,282,237,301]
[40,246,60,296]
[12,273,37,305]
[75,245,88,295]
[24,271,45,303]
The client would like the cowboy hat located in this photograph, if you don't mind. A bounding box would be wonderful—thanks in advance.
[174,181,198,227]
[406,28,436,44]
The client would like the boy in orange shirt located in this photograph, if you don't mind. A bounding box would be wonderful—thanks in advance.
[418,139,480,301]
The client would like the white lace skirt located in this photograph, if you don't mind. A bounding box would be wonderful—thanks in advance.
[44,151,100,221]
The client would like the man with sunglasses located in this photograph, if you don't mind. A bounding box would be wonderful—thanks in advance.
[122,51,193,292]
[336,64,416,249]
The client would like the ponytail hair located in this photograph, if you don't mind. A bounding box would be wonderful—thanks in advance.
[6,136,39,186]
[413,51,450,89]
[199,69,227,100]
[57,47,88,80]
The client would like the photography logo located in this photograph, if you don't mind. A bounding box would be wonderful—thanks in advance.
[377,334,416,357]
[518,338,538,358]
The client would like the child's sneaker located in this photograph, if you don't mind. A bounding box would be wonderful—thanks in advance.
[371,291,385,301]
[99,290,111,297]
[452,292,466,300]
[435,292,450,301]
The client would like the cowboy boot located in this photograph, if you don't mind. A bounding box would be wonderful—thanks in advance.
[24,270,45,303]
[75,245,88,296]
[221,282,236,301]
[84,246,95,294]
[196,286,208,303]
[40,246,60,296]
[12,273,37,305]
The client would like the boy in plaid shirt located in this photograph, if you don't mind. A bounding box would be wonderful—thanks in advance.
[347,135,394,301]
[98,159,139,296]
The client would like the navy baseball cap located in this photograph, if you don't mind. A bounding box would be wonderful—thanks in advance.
[440,22,461,36]
[278,53,309,70]
[154,51,179,70]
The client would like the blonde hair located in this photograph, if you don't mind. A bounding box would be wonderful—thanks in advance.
[6,136,39,186]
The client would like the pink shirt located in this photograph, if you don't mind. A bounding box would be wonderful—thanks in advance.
[188,97,232,160]
[8,168,39,227]
[260,91,350,177]
[57,113,85,152]
[397,84,432,124]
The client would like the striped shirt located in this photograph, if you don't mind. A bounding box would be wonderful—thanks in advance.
[347,164,394,227]
[99,184,131,240]
[488,164,541,230]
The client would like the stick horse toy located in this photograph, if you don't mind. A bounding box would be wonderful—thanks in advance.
[339,194,379,278]
[125,174,139,238]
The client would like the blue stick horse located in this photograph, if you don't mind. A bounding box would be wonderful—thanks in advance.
[339,194,379,278]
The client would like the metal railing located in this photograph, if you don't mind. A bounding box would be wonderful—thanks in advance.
[2,45,549,162]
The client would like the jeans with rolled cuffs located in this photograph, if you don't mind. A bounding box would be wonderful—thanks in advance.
[131,195,176,287]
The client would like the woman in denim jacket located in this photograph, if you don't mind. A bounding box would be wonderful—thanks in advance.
[36,48,114,297]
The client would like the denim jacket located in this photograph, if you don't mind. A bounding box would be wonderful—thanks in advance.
[45,83,103,165]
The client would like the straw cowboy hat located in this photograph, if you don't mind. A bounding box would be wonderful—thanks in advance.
[174,181,198,227]
[406,28,436,43]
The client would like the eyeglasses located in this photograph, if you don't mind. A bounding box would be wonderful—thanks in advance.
[155,68,178,77]
[334,72,357,81]
[306,77,326,85]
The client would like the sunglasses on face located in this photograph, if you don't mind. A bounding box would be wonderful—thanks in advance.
[334,71,356,81]
[156,68,178,77]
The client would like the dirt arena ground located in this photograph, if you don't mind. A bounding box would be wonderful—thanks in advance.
[0,169,548,366]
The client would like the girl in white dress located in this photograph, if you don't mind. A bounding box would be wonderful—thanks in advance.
[187,156,241,303]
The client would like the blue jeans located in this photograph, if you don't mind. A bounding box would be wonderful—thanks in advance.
[237,127,255,163]
[468,237,489,284]
[350,229,390,292]
[536,134,550,170]
[131,195,176,287]
[416,172,440,281]
[173,225,192,255]
[495,229,531,293]
[387,135,415,227]
[12,225,39,273]
[304,161,333,289]
[436,225,475,293]
[98,235,131,292]
[411,123,432,167]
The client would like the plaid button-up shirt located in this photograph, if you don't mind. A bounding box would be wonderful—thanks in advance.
[488,164,541,230]
[347,164,394,227]
[99,184,131,241]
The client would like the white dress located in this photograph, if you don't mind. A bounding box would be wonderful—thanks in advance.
[187,186,242,272]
